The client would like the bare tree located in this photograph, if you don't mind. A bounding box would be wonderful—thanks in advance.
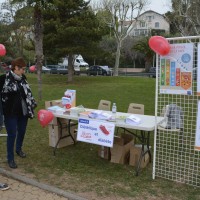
[169,0,200,36]
[100,0,148,76]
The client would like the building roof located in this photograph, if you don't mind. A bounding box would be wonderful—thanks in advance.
[139,10,167,18]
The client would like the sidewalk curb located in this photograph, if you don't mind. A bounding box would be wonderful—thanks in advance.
[0,167,87,200]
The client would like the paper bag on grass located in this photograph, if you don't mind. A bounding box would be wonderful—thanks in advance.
[110,133,135,164]
[129,144,150,168]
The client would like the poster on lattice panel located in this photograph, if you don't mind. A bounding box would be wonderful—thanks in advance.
[159,43,193,95]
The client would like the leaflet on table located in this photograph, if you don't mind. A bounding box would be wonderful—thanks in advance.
[47,105,66,114]
[125,114,141,125]
[77,118,115,147]
[88,110,112,120]
[70,105,85,115]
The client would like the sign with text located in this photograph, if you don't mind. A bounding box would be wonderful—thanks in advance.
[160,43,193,95]
[77,118,115,147]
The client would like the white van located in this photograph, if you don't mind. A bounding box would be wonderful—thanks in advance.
[60,55,89,74]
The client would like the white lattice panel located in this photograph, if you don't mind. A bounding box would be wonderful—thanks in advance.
[153,36,200,187]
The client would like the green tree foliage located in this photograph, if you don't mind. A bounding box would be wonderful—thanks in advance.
[43,0,104,81]
[133,36,155,71]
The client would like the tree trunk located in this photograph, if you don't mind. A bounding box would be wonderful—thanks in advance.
[68,53,73,83]
[34,5,44,100]
[113,41,121,76]
[145,58,152,72]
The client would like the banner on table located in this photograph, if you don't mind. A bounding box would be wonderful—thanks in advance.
[160,43,193,95]
[77,118,115,147]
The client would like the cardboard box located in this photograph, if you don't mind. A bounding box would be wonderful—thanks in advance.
[110,133,134,164]
[63,89,76,108]
[48,124,77,148]
[129,144,150,168]
[45,99,63,109]
[98,146,111,160]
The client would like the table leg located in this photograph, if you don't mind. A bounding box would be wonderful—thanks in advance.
[135,131,151,176]
[53,119,77,156]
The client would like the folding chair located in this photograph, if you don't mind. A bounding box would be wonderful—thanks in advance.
[98,100,111,111]
[127,103,144,115]
[117,103,144,137]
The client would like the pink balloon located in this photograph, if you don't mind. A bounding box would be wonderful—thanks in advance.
[148,36,170,56]
[38,110,54,127]
[0,44,6,56]
[29,65,36,72]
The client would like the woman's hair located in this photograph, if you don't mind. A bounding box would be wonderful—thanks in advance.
[11,57,26,71]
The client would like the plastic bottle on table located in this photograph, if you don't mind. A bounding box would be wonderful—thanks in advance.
[112,103,117,113]
[111,103,117,121]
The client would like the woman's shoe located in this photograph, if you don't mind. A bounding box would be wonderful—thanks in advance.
[8,160,17,169]
[16,150,26,158]
[0,183,9,191]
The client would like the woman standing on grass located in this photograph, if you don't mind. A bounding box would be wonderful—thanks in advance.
[0,57,37,169]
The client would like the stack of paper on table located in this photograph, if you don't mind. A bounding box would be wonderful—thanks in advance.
[79,111,92,118]
[125,114,141,125]
[70,106,85,115]
[47,106,65,114]
[88,110,112,120]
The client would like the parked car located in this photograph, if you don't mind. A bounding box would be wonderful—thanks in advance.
[87,65,112,76]
[45,65,60,74]
[42,66,51,73]
[56,65,68,74]
[148,67,156,78]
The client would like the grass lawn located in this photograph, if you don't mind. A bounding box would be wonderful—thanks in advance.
[0,74,199,200]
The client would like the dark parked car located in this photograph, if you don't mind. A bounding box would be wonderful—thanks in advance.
[148,67,156,78]
[87,65,112,76]
[46,65,60,74]
[56,65,68,74]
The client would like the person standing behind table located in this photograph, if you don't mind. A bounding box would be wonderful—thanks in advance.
[0,57,37,169]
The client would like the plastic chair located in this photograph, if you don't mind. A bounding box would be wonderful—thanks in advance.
[98,100,111,111]
[127,103,144,115]
[117,103,144,137]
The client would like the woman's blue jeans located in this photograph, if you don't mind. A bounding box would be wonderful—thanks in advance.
[4,116,28,161]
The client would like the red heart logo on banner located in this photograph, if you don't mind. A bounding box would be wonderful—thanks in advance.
[38,110,54,127]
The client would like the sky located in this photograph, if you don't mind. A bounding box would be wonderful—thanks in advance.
[90,0,172,15]
[0,0,172,15]
[145,0,172,14]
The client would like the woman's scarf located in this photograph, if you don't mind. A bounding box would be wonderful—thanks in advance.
[1,71,37,118]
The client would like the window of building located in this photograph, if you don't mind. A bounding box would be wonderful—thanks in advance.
[155,22,159,28]
[140,21,145,27]
[147,16,152,22]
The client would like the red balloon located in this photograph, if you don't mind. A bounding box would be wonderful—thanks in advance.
[149,36,170,56]
[38,110,54,127]
[0,44,6,56]
[29,65,36,72]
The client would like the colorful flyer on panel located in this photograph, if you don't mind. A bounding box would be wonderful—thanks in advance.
[160,43,193,95]
[195,101,200,151]
[77,118,115,147]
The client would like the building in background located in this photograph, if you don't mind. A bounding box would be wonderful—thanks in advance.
[125,10,170,37]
